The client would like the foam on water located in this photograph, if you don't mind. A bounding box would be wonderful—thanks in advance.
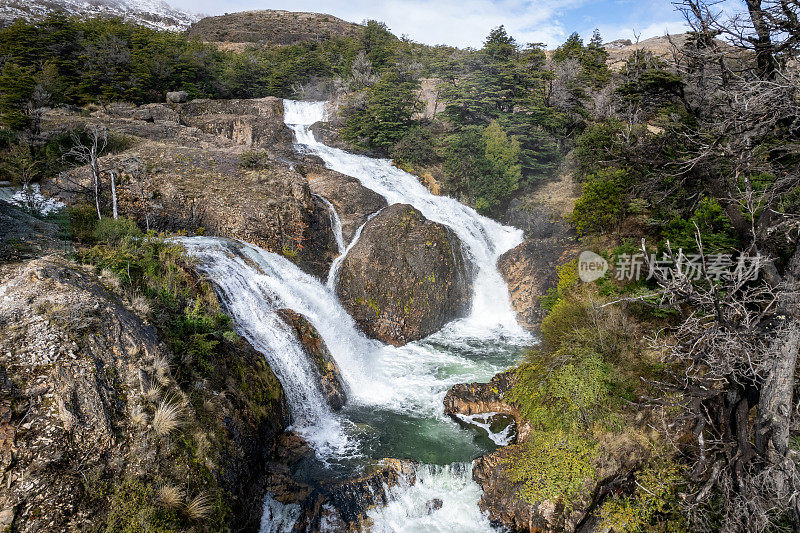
[366,463,495,533]
[179,100,533,532]
[284,99,528,338]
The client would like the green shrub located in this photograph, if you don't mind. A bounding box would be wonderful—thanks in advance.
[68,204,101,243]
[661,196,738,252]
[239,150,269,169]
[504,432,597,507]
[93,217,142,244]
[570,168,626,235]
[598,456,687,532]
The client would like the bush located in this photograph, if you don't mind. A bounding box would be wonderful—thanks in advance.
[93,217,142,244]
[570,168,626,235]
[504,432,597,507]
[238,150,269,169]
[598,455,687,532]
[661,196,738,252]
[390,125,436,166]
[68,204,101,243]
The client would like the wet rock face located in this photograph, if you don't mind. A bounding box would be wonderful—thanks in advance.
[335,203,472,346]
[265,454,417,531]
[0,257,285,531]
[497,237,576,331]
[301,165,387,243]
[276,309,347,411]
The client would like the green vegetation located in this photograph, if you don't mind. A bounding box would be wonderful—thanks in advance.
[340,24,567,213]
[75,225,282,529]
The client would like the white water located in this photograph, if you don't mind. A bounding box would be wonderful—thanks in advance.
[366,463,495,532]
[284,100,526,337]
[179,100,532,532]
[455,412,517,446]
[316,194,346,254]
[326,210,381,289]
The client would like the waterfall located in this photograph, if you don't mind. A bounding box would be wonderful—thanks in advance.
[177,99,532,532]
[366,463,494,533]
[326,209,381,289]
[176,237,360,458]
[315,194,345,254]
[283,99,526,337]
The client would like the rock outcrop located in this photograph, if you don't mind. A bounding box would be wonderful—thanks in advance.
[444,370,531,442]
[179,97,291,149]
[277,309,347,410]
[473,447,591,532]
[0,256,285,531]
[301,165,387,243]
[336,204,471,346]
[42,100,339,279]
[0,200,61,262]
[265,452,417,531]
[498,238,576,330]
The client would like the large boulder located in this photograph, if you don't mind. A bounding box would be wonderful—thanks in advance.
[301,165,387,243]
[335,204,471,346]
[165,90,188,104]
[276,309,347,410]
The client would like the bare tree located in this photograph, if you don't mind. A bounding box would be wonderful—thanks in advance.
[643,234,799,530]
[626,2,800,530]
[64,125,110,221]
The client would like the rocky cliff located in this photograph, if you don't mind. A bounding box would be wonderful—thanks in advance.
[0,255,285,531]
[43,97,339,279]
[335,204,472,346]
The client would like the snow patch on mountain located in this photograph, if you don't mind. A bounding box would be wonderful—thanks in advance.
[0,0,198,32]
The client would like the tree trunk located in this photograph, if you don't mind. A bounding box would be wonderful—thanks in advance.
[110,170,118,220]
[745,0,777,80]
[756,321,799,463]
[92,162,102,221]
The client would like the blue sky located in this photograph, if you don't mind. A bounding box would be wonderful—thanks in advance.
[171,0,693,48]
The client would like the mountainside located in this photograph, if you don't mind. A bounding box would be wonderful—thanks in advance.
[185,10,364,46]
[0,0,197,31]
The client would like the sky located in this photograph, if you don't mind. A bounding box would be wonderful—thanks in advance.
[170,0,693,48]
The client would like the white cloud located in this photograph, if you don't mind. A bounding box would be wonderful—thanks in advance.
[172,0,692,48]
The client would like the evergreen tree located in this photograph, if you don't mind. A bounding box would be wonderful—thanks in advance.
[342,69,419,153]
[0,61,36,131]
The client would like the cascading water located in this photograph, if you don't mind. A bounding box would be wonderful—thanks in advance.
[178,100,534,532]
[315,194,346,254]
[283,100,526,337]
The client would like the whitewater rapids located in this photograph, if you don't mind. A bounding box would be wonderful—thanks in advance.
[178,99,532,532]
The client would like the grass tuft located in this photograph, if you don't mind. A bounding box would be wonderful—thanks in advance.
[185,492,213,521]
[152,398,183,436]
[156,483,185,510]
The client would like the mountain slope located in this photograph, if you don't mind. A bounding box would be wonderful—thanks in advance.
[185,10,363,46]
[0,0,197,31]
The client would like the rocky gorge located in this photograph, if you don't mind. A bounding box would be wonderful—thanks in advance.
[1,92,577,532]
